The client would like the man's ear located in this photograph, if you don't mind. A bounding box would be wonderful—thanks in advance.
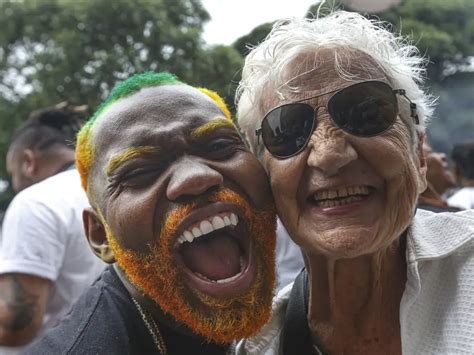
[21,149,37,177]
[416,132,428,192]
[83,208,115,264]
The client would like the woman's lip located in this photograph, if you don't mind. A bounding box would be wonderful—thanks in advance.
[308,192,374,217]
[308,184,376,196]
[173,221,256,298]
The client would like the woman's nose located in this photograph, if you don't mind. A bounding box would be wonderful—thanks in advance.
[306,122,358,176]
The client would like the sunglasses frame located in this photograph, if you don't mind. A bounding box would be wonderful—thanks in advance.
[256,80,419,159]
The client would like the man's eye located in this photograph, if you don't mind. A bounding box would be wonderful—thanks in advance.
[120,167,160,186]
[205,140,239,160]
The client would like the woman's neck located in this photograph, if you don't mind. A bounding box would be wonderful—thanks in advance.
[305,239,406,354]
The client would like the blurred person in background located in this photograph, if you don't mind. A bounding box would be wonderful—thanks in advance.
[448,142,474,209]
[417,141,460,212]
[0,103,105,353]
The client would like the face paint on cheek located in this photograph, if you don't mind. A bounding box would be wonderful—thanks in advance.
[107,188,276,343]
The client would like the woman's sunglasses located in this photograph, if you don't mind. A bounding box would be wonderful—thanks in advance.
[255,80,419,159]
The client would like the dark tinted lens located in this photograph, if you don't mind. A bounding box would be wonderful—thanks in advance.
[328,81,398,136]
[262,104,315,157]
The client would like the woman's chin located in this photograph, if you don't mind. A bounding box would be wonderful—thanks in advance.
[300,227,383,259]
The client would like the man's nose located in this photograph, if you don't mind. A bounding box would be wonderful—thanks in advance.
[166,157,224,201]
[306,122,358,176]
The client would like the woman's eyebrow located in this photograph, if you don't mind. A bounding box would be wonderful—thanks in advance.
[106,146,161,176]
[190,117,236,139]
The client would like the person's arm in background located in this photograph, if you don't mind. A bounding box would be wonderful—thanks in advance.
[0,189,63,347]
[0,273,51,346]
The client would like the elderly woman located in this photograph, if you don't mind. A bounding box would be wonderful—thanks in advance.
[235,11,474,355]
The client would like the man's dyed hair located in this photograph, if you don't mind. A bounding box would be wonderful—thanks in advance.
[76,71,232,192]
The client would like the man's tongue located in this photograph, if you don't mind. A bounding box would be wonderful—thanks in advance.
[180,233,241,280]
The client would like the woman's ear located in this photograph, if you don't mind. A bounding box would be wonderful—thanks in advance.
[83,208,115,264]
[416,132,428,192]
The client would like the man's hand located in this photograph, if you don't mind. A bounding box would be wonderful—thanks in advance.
[0,273,51,346]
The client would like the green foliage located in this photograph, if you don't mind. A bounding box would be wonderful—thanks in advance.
[233,22,274,57]
[429,72,474,154]
[376,0,474,81]
[193,45,244,112]
[373,0,474,153]
[0,0,244,199]
[306,0,474,82]
[0,0,209,104]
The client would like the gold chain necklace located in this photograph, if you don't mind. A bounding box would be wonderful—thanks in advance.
[131,297,168,355]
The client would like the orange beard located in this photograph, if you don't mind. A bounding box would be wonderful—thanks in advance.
[108,188,276,343]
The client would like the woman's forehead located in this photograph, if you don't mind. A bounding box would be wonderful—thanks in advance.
[285,50,386,87]
[260,49,388,111]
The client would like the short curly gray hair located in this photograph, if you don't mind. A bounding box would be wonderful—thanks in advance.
[236,11,435,153]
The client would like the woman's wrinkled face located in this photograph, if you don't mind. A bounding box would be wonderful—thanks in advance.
[260,51,427,258]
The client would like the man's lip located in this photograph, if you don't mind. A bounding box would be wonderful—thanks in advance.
[172,201,245,247]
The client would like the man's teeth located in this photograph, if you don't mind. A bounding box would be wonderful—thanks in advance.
[313,186,370,206]
[177,212,239,245]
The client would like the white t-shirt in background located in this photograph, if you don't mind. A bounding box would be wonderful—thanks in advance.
[275,219,304,292]
[448,187,474,210]
[0,169,105,354]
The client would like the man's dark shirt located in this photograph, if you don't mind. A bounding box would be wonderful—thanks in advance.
[25,266,229,355]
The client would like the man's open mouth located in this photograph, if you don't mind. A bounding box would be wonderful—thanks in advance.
[173,204,255,298]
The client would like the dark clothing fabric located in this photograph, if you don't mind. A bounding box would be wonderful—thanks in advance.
[281,269,325,355]
[25,266,228,355]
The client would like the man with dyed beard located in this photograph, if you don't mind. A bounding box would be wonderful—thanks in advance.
[25,72,276,355]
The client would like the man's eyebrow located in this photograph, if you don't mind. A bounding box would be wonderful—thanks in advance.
[106,146,161,176]
[190,118,236,139]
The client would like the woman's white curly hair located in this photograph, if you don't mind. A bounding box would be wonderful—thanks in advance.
[235,10,436,153]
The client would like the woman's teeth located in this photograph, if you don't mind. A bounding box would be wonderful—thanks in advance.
[316,195,364,207]
[313,186,370,207]
[177,212,239,245]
